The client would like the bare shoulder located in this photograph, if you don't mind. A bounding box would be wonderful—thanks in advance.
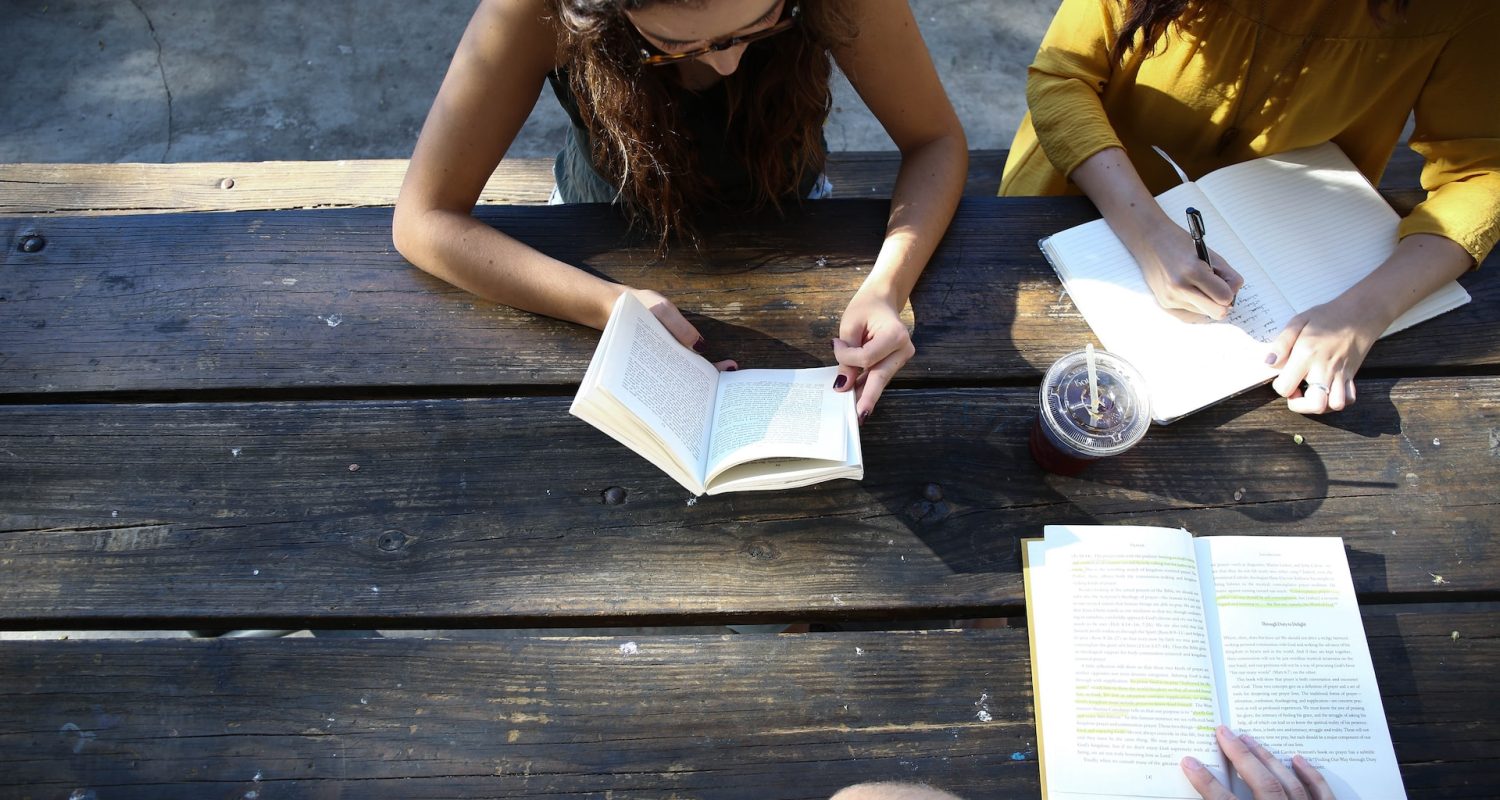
[464,0,566,72]
[831,0,918,49]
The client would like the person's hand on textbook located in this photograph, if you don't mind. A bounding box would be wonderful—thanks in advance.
[1182,725,1336,800]
[1266,296,1382,415]
[625,288,738,372]
[1135,222,1246,321]
[832,287,915,424]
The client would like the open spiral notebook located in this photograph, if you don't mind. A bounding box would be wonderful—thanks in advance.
[1039,142,1471,424]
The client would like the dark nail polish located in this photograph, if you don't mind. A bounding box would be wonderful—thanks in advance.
[693,338,706,353]
[833,375,847,390]
[1264,353,1277,365]
[726,366,738,372]
[859,410,870,425]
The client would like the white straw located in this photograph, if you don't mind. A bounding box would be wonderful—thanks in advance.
[1086,343,1101,419]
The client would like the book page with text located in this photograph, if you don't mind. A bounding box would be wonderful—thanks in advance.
[1197,536,1405,800]
[1043,182,1286,422]
[595,293,721,481]
[705,397,861,495]
[1029,526,1227,798]
[704,366,849,482]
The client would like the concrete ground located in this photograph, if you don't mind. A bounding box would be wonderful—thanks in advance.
[0,0,1054,164]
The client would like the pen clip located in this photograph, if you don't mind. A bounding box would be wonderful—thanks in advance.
[1185,207,1206,240]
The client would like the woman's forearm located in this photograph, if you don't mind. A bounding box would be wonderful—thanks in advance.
[862,133,968,305]
[393,207,624,330]
[1070,146,1242,318]
[1069,147,1172,247]
[1341,232,1472,327]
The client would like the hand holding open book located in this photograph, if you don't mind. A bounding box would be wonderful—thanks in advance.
[570,292,863,496]
[1023,525,1404,799]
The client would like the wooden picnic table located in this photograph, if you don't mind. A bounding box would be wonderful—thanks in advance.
[1,152,1497,798]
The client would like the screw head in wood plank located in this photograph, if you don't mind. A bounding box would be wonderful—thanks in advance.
[377,529,409,552]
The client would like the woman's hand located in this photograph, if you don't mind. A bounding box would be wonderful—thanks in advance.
[1265,233,1474,415]
[1068,148,1243,320]
[1183,726,1335,800]
[832,289,915,423]
[627,288,737,371]
[1135,223,1245,321]
[1266,295,1384,414]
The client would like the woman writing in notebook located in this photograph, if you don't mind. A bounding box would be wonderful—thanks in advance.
[1002,0,1499,415]
[393,0,967,421]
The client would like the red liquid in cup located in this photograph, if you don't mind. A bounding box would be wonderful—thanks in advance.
[1028,412,1097,476]
[1030,349,1151,476]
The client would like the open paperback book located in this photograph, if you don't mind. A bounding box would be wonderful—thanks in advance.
[1040,141,1471,423]
[570,291,862,496]
[1023,525,1404,800]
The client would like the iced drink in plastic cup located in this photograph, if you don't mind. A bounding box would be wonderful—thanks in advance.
[1029,348,1151,476]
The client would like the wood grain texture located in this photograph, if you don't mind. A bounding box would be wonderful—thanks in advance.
[0,149,1426,215]
[0,158,553,215]
[3,198,1494,395]
[2,377,1493,628]
[2,607,1495,798]
[0,151,1012,215]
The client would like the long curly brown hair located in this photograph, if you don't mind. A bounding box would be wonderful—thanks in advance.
[1113,0,1413,64]
[550,0,855,250]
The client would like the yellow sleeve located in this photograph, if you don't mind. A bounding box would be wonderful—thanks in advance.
[1398,4,1500,266]
[1025,0,1126,179]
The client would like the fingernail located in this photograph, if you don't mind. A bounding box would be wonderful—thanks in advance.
[1264,353,1277,365]
[726,365,737,372]
[693,338,706,353]
[859,410,870,426]
[1240,733,1259,746]
[833,375,847,390]
[1183,756,1204,771]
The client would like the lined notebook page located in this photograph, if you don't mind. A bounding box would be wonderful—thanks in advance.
[1200,143,1398,311]
[1202,141,1470,335]
[1042,183,1285,423]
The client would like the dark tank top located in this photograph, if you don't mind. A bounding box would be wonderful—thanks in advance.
[546,66,824,206]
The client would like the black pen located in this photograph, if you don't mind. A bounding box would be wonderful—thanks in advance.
[1185,207,1211,265]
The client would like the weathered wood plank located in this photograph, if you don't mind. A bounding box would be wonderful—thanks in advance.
[0,149,1426,216]
[0,158,553,215]
[3,199,1494,394]
[2,607,1495,798]
[2,377,1493,628]
[0,151,1011,215]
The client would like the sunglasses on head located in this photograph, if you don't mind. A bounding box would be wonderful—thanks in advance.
[637,2,800,66]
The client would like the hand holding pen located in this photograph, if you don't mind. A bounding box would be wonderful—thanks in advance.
[1154,206,1243,320]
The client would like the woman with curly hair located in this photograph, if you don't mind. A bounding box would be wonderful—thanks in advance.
[394,0,968,419]
[1002,0,1499,415]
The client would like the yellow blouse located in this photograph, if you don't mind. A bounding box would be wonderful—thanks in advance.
[1000,0,1500,265]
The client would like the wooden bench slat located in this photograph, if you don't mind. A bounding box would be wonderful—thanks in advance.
[3,607,1495,797]
[3,199,1493,395]
[0,151,1011,215]
[0,149,1428,216]
[3,377,1494,627]
[0,151,1014,216]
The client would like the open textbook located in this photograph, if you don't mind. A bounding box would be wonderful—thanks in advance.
[570,292,862,496]
[1040,142,1471,423]
[1023,526,1404,800]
